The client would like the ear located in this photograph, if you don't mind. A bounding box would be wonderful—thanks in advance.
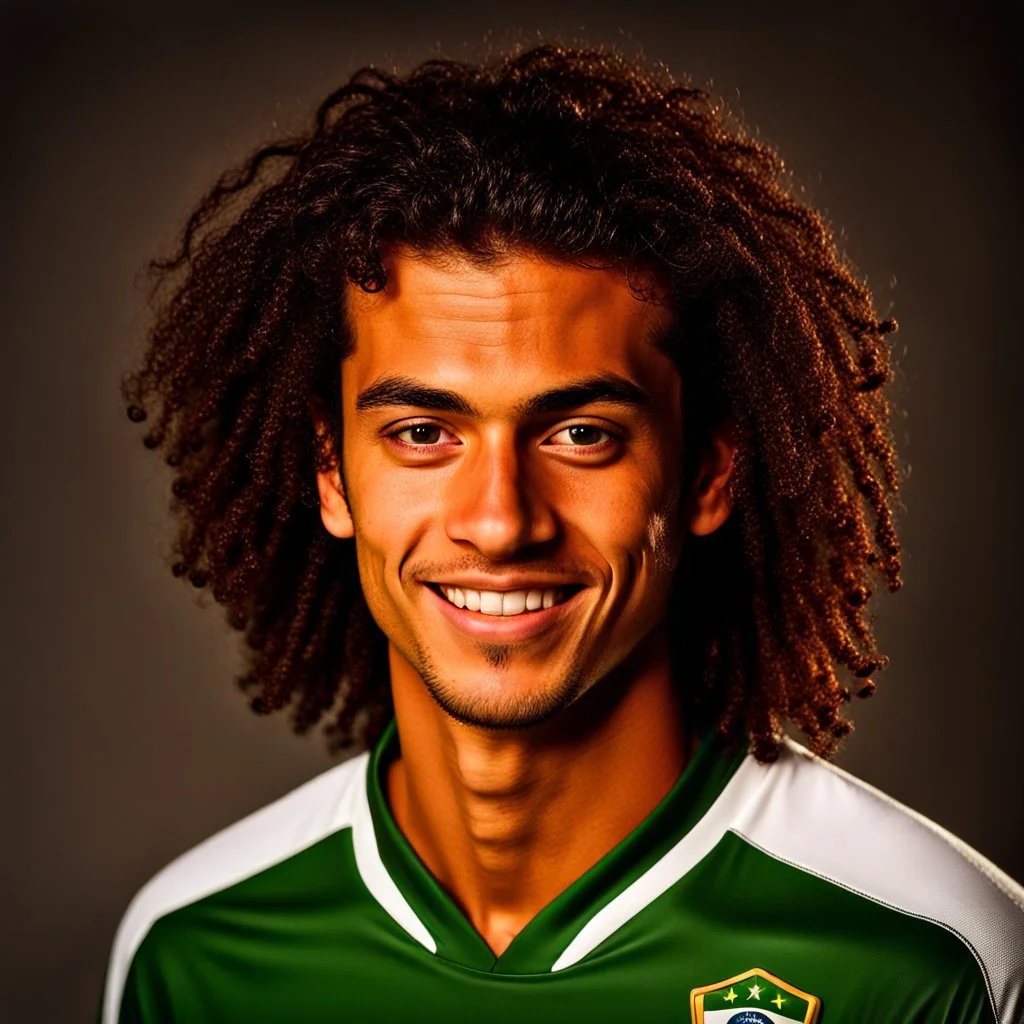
[310,404,354,540]
[684,425,737,537]
[316,463,355,539]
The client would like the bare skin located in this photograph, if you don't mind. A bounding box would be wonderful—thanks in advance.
[317,249,734,955]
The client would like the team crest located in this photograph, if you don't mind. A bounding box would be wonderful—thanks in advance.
[689,967,821,1023]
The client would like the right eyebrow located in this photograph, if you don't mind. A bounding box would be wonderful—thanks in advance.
[355,376,480,416]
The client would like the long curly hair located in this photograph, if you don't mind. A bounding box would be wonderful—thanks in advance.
[124,44,903,763]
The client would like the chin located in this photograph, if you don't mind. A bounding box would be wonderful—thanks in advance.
[422,667,587,732]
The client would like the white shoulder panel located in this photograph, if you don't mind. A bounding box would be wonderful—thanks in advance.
[731,739,1024,1024]
[101,753,369,1024]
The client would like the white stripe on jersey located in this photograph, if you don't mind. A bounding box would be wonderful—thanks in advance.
[101,754,369,1024]
[552,739,1024,1024]
[351,761,437,953]
[550,752,769,971]
[732,739,1024,1024]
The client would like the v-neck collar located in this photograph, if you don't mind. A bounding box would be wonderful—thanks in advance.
[363,718,747,974]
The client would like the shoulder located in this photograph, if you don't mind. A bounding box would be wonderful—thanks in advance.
[729,738,1024,1023]
[99,752,369,1024]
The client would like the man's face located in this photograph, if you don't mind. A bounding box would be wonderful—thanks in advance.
[327,249,699,730]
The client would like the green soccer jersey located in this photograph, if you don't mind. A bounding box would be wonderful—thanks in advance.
[101,720,1024,1023]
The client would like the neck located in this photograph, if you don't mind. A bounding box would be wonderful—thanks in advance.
[385,624,691,956]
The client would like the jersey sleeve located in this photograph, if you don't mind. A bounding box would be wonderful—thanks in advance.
[100,939,172,1024]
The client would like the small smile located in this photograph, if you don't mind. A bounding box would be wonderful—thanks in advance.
[428,583,579,617]
[423,582,586,640]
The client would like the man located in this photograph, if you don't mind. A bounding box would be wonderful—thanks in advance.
[101,45,1023,1023]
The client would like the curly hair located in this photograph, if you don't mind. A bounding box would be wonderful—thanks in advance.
[124,44,903,763]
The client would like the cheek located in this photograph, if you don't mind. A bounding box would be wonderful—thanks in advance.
[576,492,673,593]
[349,472,433,612]
[644,489,685,579]
[349,455,420,543]
[351,532,389,615]
[348,483,403,592]
[599,482,684,611]
[595,462,680,549]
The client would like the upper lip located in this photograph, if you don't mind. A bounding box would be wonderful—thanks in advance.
[426,577,585,591]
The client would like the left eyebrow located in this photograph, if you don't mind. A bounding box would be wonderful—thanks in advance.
[354,372,653,418]
[515,374,653,417]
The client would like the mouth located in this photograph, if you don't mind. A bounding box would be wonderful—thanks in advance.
[426,582,583,617]
[423,582,586,640]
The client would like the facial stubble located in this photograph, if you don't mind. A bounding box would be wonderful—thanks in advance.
[409,634,590,731]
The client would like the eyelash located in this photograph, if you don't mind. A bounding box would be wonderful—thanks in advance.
[383,420,621,455]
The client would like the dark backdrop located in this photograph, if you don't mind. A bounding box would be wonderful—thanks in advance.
[1,2,1020,1020]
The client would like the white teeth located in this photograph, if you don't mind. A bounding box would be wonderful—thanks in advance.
[439,586,565,616]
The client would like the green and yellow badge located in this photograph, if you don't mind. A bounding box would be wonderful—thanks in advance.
[690,967,821,1023]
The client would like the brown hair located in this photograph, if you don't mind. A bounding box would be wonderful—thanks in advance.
[124,44,903,762]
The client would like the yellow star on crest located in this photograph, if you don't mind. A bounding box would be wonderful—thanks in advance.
[747,984,762,1000]
[723,988,738,1004]
[772,994,786,1009]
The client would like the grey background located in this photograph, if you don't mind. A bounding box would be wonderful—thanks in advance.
[1,2,1020,1020]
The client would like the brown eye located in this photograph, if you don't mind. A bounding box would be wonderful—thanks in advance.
[398,424,444,445]
[548,424,614,447]
[568,425,603,445]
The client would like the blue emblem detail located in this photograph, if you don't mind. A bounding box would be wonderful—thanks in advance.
[726,1013,773,1024]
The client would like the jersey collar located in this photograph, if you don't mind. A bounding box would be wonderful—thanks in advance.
[363,717,748,974]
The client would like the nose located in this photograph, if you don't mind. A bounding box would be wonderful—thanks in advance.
[444,431,558,559]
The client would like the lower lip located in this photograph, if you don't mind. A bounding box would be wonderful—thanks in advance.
[425,584,583,641]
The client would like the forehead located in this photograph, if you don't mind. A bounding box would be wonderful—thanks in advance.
[342,249,679,411]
